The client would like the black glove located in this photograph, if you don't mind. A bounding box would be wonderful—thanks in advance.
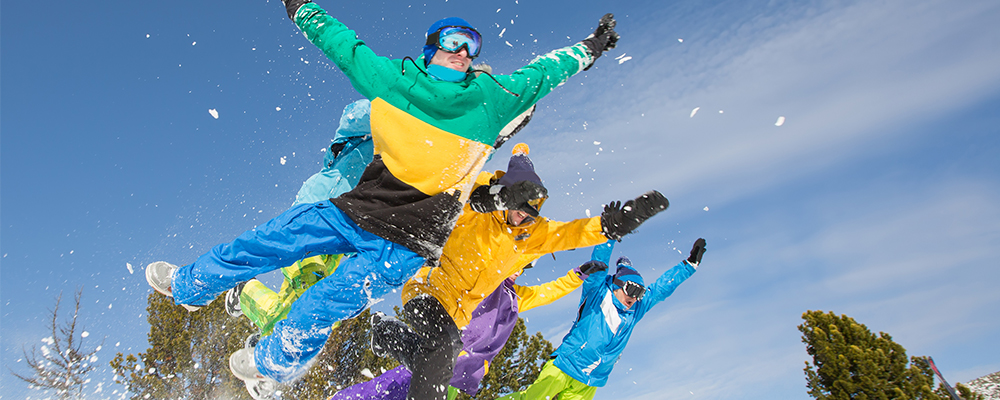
[577,260,608,276]
[600,190,669,241]
[282,0,311,20]
[469,181,548,217]
[688,238,706,266]
[581,13,620,70]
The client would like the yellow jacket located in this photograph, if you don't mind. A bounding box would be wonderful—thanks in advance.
[402,171,608,328]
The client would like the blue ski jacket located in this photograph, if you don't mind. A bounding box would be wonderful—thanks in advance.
[551,241,696,387]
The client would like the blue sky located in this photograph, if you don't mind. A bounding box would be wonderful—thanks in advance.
[2,0,998,399]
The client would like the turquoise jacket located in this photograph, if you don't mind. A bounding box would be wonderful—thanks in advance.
[293,99,374,206]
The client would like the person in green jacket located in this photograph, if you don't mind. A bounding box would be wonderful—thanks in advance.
[144,2,622,398]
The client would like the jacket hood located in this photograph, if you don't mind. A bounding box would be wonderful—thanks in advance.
[333,99,372,143]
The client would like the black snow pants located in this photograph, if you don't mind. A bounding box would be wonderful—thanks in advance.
[372,294,463,400]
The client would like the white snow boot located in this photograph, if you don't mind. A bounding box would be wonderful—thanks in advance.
[144,261,199,311]
[229,347,267,381]
[244,377,278,400]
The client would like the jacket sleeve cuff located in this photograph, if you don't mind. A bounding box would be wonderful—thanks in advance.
[284,0,311,20]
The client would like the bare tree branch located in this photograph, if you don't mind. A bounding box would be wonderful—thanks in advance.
[8,288,104,400]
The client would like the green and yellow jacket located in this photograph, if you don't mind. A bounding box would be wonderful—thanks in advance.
[290,2,595,259]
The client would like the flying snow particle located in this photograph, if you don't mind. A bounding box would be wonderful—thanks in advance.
[280,156,287,165]
[275,106,282,111]
[108,303,113,309]
[360,368,375,379]
[148,368,156,374]
[593,141,601,145]
[192,41,196,46]
[704,206,710,211]
[146,34,150,38]
[82,331,90,338]
[678,38,684,43]
[690,107,700,118]
[618,56,632,64]
[505,41,513,47]
[499,28,507,37]
[719,110,724,114]
[126,263,134,274]
[586,209,592,217]
[208,109,219,119]
[775,116,786,126]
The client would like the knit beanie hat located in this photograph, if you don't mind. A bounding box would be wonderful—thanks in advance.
[497,143,543,188]
[423,17,476,67]
[613,257,644,287]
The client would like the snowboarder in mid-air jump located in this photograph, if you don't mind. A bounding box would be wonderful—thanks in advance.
[145,1,624,399]
[498,239,708,400]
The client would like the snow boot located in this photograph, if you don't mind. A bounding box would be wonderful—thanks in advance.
[244,377,278,400]
[145,261,199,311]
[244,332,261,349]
[370,311,388,357]
[225,281,247,318]
[229,347,267,381]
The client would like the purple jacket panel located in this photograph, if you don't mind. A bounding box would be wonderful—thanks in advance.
[449,278,520,395]
[327,366,410,400]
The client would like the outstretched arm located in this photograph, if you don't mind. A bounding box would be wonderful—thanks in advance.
[515,270,585,313]
[489,13,621,120]
[637,239,706,314]
[280,1,397,100]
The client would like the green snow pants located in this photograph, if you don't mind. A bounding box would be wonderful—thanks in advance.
[498,360,597,400]
[239,254,343,335]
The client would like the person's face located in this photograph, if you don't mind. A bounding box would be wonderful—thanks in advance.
[613,288,638,310]
[430,47,472,72]
[506,210,533,227]
[509,269,523,281]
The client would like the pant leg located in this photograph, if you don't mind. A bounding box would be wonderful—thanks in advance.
[401,296,463,400]
[328,365,412,400]
[172,201,358,306]
[499,360,578,400]
[255,228,425,382]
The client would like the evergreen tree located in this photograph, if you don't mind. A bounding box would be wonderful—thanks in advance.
[799,310,942,400]
[110,292,255,399]
[9,289,103,400]
[456,317,554,400]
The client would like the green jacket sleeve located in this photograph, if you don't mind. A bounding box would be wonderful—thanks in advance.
[490,43,595,119]
[292,3,398,100]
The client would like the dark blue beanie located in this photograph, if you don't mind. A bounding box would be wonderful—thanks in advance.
[424,17,476,67]
[497,143,543,188]
[614,258,644,287]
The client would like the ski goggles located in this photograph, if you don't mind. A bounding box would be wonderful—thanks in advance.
[427,26,482,58]
[526,197,546,214]
[613,278,646,301]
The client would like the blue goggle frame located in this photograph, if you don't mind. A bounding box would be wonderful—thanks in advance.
[427,26,482,58]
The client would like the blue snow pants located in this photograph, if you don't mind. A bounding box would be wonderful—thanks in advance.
[171,200,425,382]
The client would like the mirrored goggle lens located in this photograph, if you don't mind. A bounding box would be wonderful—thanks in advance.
[438,26,481,57]
[623,281,646,300]
[528,197,546,210]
